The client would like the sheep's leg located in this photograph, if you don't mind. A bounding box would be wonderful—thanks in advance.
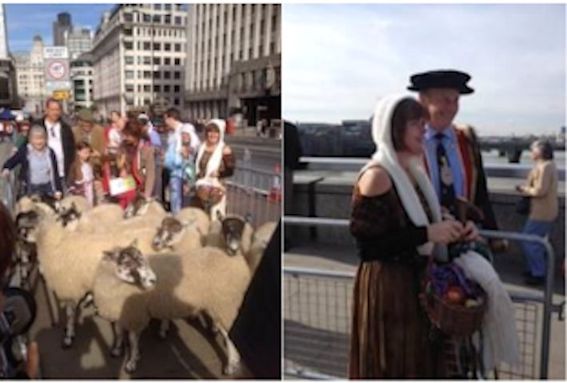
[217,325,240,376]
[158,319,170,339]
[111,323,125,357]
[62,303,76,348]
[77,293,94,325]
[124,331,140,374]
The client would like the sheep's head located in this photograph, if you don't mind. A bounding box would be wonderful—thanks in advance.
[124,195,151,219]
[152,217,195,251]
[15,210,40,243]
[56,202,81,228]
[219,213,252,256]
[103,241,157,290]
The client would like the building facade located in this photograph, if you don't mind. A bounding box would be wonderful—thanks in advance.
[70,52,93,110]
[65,27,93,60]
[13,36,48,115]
[185,4,281,124]
[91,4,188,117]
[0,4,17,108]
[53,12,72,46]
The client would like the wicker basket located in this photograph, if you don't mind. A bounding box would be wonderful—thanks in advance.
[425,287,487,337]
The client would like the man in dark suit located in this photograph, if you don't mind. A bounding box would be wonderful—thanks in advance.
[36,98,75,190]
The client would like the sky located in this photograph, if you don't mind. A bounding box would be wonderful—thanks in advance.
[4,3,115,52]
[282,4,566,136]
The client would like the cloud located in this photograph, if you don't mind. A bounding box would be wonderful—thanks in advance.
[283,4,566,135]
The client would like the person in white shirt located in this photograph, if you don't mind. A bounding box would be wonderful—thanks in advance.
[38,98,76,190]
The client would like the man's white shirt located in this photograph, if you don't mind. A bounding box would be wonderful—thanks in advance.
[44,119,65,178]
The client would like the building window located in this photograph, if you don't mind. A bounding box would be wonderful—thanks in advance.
[153,42,161,51]
[164,43,171,51]
[124,28,133,36]
[270,42,275,55]
[125,70,134,79]
[143,42,151,50]
[174,85,180,92]
[125,56,134,65]
[143,85,151,92]
[174,58,180,65]
[164,71,171,79]
[124,41,133,50]
[154,71,161,79]
[175,16,182,25]
[143,14,151,23]
[123,13,133,22]
[164,85,171,92]
[164,57,171,65]
[174,98,180,105]
[153,57,160,65]
[174,43,181,52]
[154,4,161,10]
[174,71,181,79]
[153,15,161,23]
[144,71,151,79]
[164,4,171,11]
[154,85,160,92]
[138,85,142,92]
[249,48,253,58]
[143,56,151,65]
[165,14,171,24]
[272,15,277,31]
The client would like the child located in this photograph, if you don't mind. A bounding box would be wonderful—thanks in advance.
[67,141,95,207]
[2,125,62,198]
[164,125,196,213]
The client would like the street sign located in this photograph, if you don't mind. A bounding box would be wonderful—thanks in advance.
[52,90,70,101]
[47,60,68,80]
[44,46,68,59]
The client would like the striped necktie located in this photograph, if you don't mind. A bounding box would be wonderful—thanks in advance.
[435,133,456,215]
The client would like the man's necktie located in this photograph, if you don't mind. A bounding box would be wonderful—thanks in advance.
[49,126,55,139]
[435,133,456,215]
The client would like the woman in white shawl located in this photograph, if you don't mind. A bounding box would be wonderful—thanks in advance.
[349,94,479,378]
[194,119,235,219]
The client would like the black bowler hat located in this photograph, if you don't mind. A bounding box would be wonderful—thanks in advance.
[407,69,474,94]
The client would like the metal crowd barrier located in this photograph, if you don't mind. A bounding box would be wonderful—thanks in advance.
[225,164,281,228]
[283,215,564,380]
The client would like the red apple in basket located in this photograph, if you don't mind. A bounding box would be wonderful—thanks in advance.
[444,286,465,305]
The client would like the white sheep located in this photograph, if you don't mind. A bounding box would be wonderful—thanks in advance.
[246,221,278,273]
[205,213,254,256]
[59,195,90,214]
[174,207,210,237]
[35,214,162,348]
[92,245,251,374]
[151,216,204,253]
[73,203,125,233]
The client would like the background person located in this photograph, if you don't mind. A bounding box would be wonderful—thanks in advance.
[67,141,96,207]
[37,98,75,190]
[194,119,235,219]
[516,140,558,285]
[164,124,196,214]
[2,125,62,199]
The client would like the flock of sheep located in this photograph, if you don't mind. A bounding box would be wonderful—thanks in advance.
[11,194,277,375]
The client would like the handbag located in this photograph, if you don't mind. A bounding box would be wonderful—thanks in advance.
[515,196,531,215]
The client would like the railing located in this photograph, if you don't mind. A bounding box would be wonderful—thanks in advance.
[283,215,564,379]
[297,157,566,181]
[225,164,281,228]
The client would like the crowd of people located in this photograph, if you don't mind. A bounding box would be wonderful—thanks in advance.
[0,99,235,217]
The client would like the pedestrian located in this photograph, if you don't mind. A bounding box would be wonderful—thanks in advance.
[516,140,558,285]
[349,95,478,378]
[195,119,235,219]
[113,119,155,209]
[2,125,62,199]
[407,69,506,253]
[67,141,96,207]
[15,118,31,149]
[164,124,196,213]
[72,109,105,168]
[164,108,200,155]
[138,113,163,201]
[106,110,124,154]
[37,98,75,191]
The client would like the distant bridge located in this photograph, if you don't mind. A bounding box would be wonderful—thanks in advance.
[479,138,565,163]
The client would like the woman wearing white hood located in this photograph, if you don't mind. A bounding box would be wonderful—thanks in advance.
[348,95,480,378]
[194,119,235,219]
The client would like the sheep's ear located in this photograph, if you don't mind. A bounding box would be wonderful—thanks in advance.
[129,239,138,248]
[181,218,195,228]
[244,213,253,224]
[103,249,119,261]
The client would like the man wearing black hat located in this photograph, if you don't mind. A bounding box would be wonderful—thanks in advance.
[408,69,505,252]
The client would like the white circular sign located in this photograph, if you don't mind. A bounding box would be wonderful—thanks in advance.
[48,60,67,80]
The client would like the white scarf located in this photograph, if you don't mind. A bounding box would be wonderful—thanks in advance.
[195,119,226,183]
[366,93,442,256]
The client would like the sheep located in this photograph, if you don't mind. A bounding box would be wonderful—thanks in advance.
[151,216,204,253]
[205,212,254,257]
[124,195,166,219]
[174,207,210,238]
[73,203,125,233]
[92,244,251,374]
[35,215,162,348]
[59,195,90,214]
[246,221,278,273]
